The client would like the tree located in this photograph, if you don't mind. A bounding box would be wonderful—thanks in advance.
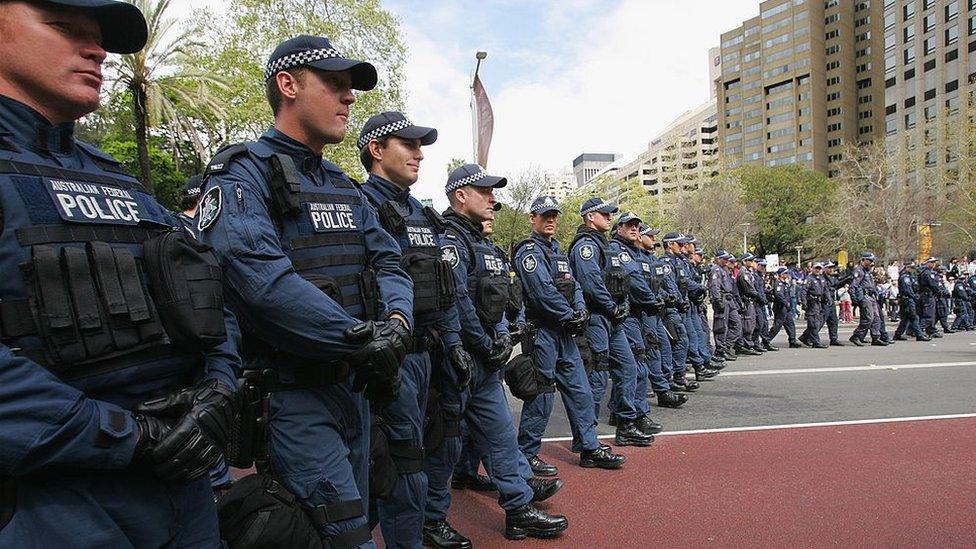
[672,171,753,253]
[108,0,228,192]
[446,157,466,175]
[736,164,838,257]
[101,137,188,210]
[491,167,542,253]
[183,0,407,178]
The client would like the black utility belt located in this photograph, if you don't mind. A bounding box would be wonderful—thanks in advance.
[244,338,351,387]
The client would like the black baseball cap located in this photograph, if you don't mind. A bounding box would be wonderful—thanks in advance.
[445,164,507,193]
[358,111,437,150]
[580,197,618,216]
[47,0,147,54]
[265,35,377,91]
[530,196,560,215]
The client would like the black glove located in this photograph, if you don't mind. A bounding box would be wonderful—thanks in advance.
[564,309,590,335]
[345,320,409,405]
[610,302,629,324]
[132,413,171,465]
[485,334,513,371]
[713,299,725,314]
[676,299,689,313]
[447,345,473,390]
[509,321,530,344]
[136,379,239,483]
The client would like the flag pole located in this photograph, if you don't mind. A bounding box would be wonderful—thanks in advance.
[471,51,487,164]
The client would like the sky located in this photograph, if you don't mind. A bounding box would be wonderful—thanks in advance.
[382,0,761,206]
[169,0,763,208]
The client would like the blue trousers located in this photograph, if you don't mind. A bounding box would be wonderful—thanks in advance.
[642,314,672,392]
[467,366,535,511]
[269,378,374,548]
[519,327,601,458]
[377,352,430,549]
[663,308,689,376]
[585,314,638,422]
[852,297,882,340]
[616,317,650,416]
[683,309,710,366]
[424,359,466,522]
[453,419,480,478]
[0,472,217,547]
[919,295,937,333]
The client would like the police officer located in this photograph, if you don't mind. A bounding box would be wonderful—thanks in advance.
[0,1,242,545]
[662,233,719,385]
[357,112,475,548]
[768,267,801,347]
[681,236,723,369]
[636,225,688,407]
[514,197,627,470]
[917,257,942,337]
[894,262,929,341]
[692,246,722,360]
[799,263,829,348]
[177,174,204,237]
[849,252,887,346]
[569,198,654,445]
[753,258,777,351]
[708,251,735,361]
[607,213,672,424]
[199,36,415,548]
[441,164,568,540]
[735,253,763,353]
[823,262,848,347]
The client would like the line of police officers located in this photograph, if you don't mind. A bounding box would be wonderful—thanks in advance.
[0,3,964,548]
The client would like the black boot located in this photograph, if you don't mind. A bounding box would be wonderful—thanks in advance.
[894,335,908,341]
[579,445,627,469]
[848,336,864,347]
[635,415,664,434]
[916,334,931,341]
[694,367,719,381]
[737,346,762,356]
[788,340,803,348]
[527,455,558,477]
[504,504,569,540]
[871,338,889,346]
[709,360,726,370]
[763,342,780,351]
[711,354,725,363]
[527,477,563,502]
[451,473,497,492]
[424,520,473,549]
[672,373,699,392]
[723,350,738,361]
[930,331,943,338]
[655,390,687,408]
[829,339,844,346]
[614,421,654,447]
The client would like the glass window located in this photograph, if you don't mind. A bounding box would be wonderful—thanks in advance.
[905,45,916,64]
[904,25,915,42]
[924,14,935,32]
[925,37,936,55]
[946,1,958,22]
[947,25,959,44]
[904,1,915,20]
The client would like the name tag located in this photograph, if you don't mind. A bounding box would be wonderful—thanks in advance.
[407,226,437,247]
[308,202,357,232]
[556,260,570,274]
[484,254,505,274]
[45,178,142,225]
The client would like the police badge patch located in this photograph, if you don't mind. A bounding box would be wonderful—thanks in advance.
[619,251,632,263]
[197,186,221,231]
[441,245,460,269]
[522,254,538,273]
[579,245,594,260]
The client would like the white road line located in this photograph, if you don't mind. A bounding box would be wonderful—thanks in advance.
[719,361,976,376]
[541,413,976,443]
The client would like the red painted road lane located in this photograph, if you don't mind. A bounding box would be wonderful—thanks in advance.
[446,418,976,548]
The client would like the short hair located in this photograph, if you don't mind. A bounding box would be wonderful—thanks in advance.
[180,194,199,212]
[360,135,392,171]
[265,68,308,116]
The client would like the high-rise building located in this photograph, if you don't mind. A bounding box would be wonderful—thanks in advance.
[611,101,720,216]
[717,0,884,176]
[881,0,976,177]
[541,171,577,202]
[572,153,620,186]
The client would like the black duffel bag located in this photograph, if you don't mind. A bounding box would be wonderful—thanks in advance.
[217,473,323,549]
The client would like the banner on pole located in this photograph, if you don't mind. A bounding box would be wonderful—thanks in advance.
[472,74,494,168]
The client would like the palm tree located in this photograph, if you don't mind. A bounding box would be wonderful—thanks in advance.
[109,0,228,193]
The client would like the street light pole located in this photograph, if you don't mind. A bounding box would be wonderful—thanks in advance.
[740,223,751,254]
[471,51,487,164]
[795,245,802,267]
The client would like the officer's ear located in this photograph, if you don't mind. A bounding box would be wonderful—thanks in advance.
[367,139,385,164]
[275,69,306,102]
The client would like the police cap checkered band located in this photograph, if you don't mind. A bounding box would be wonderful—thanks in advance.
[446,168,487,192]
[581,200,612,215]
[358,118,411,150]
[530,196,561,214]
[265,47,342,81]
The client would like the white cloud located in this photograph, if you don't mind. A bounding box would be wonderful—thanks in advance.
[398,0,760,209]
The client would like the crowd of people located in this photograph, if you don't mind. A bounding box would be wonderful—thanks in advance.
[2,3,971,548]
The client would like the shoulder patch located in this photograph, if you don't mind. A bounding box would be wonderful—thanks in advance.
[712,272,719,280]
[579,244,594,261]
[522,254,538,273]
[619,251,632,263]
[197,186,222,231]
[441,244,460,269]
